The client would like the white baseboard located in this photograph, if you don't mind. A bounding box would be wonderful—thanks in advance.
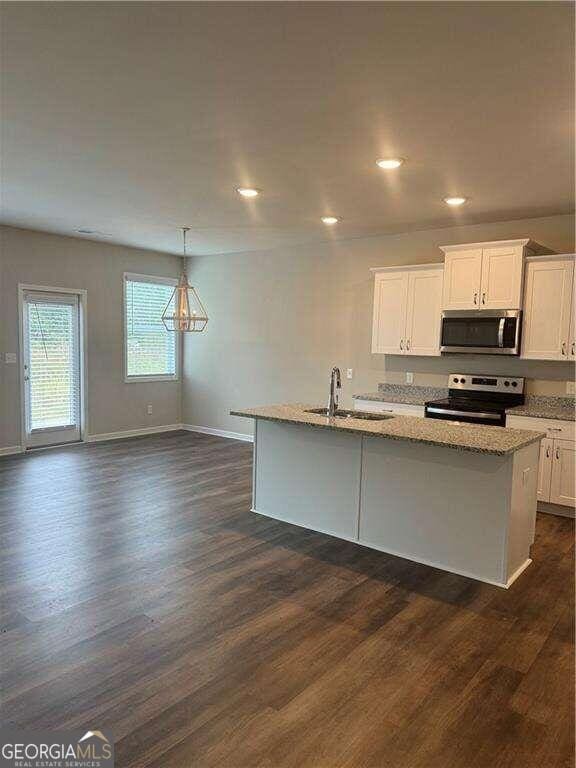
[86,424,184,443]
[182,424,254,443]
[0,445,24,457]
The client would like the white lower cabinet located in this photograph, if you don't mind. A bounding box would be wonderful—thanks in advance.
[507,415,575,511]
[537,438,554,503]
[550,440,576,506]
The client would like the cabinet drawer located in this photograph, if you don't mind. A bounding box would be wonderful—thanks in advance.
[354,399,425,418]
[506,415,575,441]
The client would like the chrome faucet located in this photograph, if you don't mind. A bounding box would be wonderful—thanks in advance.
[327,367,342,416]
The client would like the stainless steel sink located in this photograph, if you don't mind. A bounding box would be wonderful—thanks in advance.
[305,407,395,421]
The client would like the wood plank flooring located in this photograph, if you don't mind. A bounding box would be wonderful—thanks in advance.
[0,430,573,768]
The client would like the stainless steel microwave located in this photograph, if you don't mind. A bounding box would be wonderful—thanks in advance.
[440,310,522,355]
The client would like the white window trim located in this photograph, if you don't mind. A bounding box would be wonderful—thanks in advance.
[123,272,181,384]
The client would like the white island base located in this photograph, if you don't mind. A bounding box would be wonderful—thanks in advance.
[251,420,539,588]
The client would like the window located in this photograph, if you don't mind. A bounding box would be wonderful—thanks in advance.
[124,274,179,381]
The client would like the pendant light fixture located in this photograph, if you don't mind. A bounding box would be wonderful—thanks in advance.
[162,227,208,332]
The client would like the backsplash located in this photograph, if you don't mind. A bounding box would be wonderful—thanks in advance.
[381,354,575,396]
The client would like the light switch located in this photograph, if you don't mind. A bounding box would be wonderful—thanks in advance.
[406,372,414,384]
[346,368,353,380]
[5,353,17,364]
[566,381,575,395]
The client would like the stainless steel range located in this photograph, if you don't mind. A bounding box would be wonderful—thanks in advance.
[424,373,525,427]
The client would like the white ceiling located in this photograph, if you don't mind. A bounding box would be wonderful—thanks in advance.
[1,1,574,256]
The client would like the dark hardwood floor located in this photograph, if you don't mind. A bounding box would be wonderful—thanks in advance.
[0,430,573,768]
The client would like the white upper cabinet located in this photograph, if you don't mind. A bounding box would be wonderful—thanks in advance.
[404,268,444,356]
[440,239,541,311]
[441,248,483,310]
[569,277,576,361]
[521,255,574,360]
[371,265,443,356]
[480,245,524,310]
[371,270,409,354]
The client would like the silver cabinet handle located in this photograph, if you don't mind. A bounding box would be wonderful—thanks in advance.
[545,445,550,458]
[572,342,575,357]
[473,292,478,305]
[406,339,411,351]
[482,292,486,305]
[399,339,403,351]
[561,342,567,356]
[556,447,560,460]
[548,428,563,432]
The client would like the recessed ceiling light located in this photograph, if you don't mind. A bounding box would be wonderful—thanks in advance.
[236,187,260,198]
[321,216,341,225]
[376,158,404,169]
[444,196,467,206]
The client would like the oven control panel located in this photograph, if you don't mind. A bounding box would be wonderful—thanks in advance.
[448,374,524,394]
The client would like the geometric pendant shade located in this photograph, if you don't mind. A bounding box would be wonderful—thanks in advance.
[161,228,209,333]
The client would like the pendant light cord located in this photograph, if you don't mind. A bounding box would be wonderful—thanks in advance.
[182,227,189,278]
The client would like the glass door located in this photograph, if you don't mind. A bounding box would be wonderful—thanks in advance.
[22,291,82,448]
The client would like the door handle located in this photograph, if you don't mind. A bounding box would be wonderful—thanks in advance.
[481,292,486,305]
[561,341,567,356]
[556,447,560,460]
[406,339,411,351]
[399,339,403,351]
[473,292,478,305]
[545,445,550,458]
[572,342,575,357]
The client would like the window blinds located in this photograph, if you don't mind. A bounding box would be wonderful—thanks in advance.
[125,278,177,378]
[27,298,80,431]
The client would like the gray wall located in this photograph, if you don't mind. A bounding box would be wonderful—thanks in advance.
[0,225,182,449]
[183,214,575,437]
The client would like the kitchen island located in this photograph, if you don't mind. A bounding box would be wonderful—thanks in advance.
[231,405,545,588]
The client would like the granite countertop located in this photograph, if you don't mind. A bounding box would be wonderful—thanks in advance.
[231,404,544,456]
[506,396,575,422]
[354,385,575,422]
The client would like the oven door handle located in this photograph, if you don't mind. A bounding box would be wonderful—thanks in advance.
[498,318,505,348]
[426,407,502,421]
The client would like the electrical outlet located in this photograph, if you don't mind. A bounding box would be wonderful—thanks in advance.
[147,404,153,415]
[346,368,353,380]
[4,353,16,364]
[406,372,414,385]
[566,381,575,395]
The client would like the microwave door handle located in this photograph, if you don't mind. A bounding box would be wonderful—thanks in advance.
[498,318,505,348]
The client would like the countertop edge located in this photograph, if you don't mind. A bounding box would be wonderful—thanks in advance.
[230,409,545,456]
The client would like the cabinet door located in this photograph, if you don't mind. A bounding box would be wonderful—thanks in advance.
[521,259,574,360]
[568,273,575,360]
[371,272,409,354]
[480,246,523,309]
[404,268,443,356]
[537,438,553,502]
[550,439,576,507]
[442,249,482,310]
